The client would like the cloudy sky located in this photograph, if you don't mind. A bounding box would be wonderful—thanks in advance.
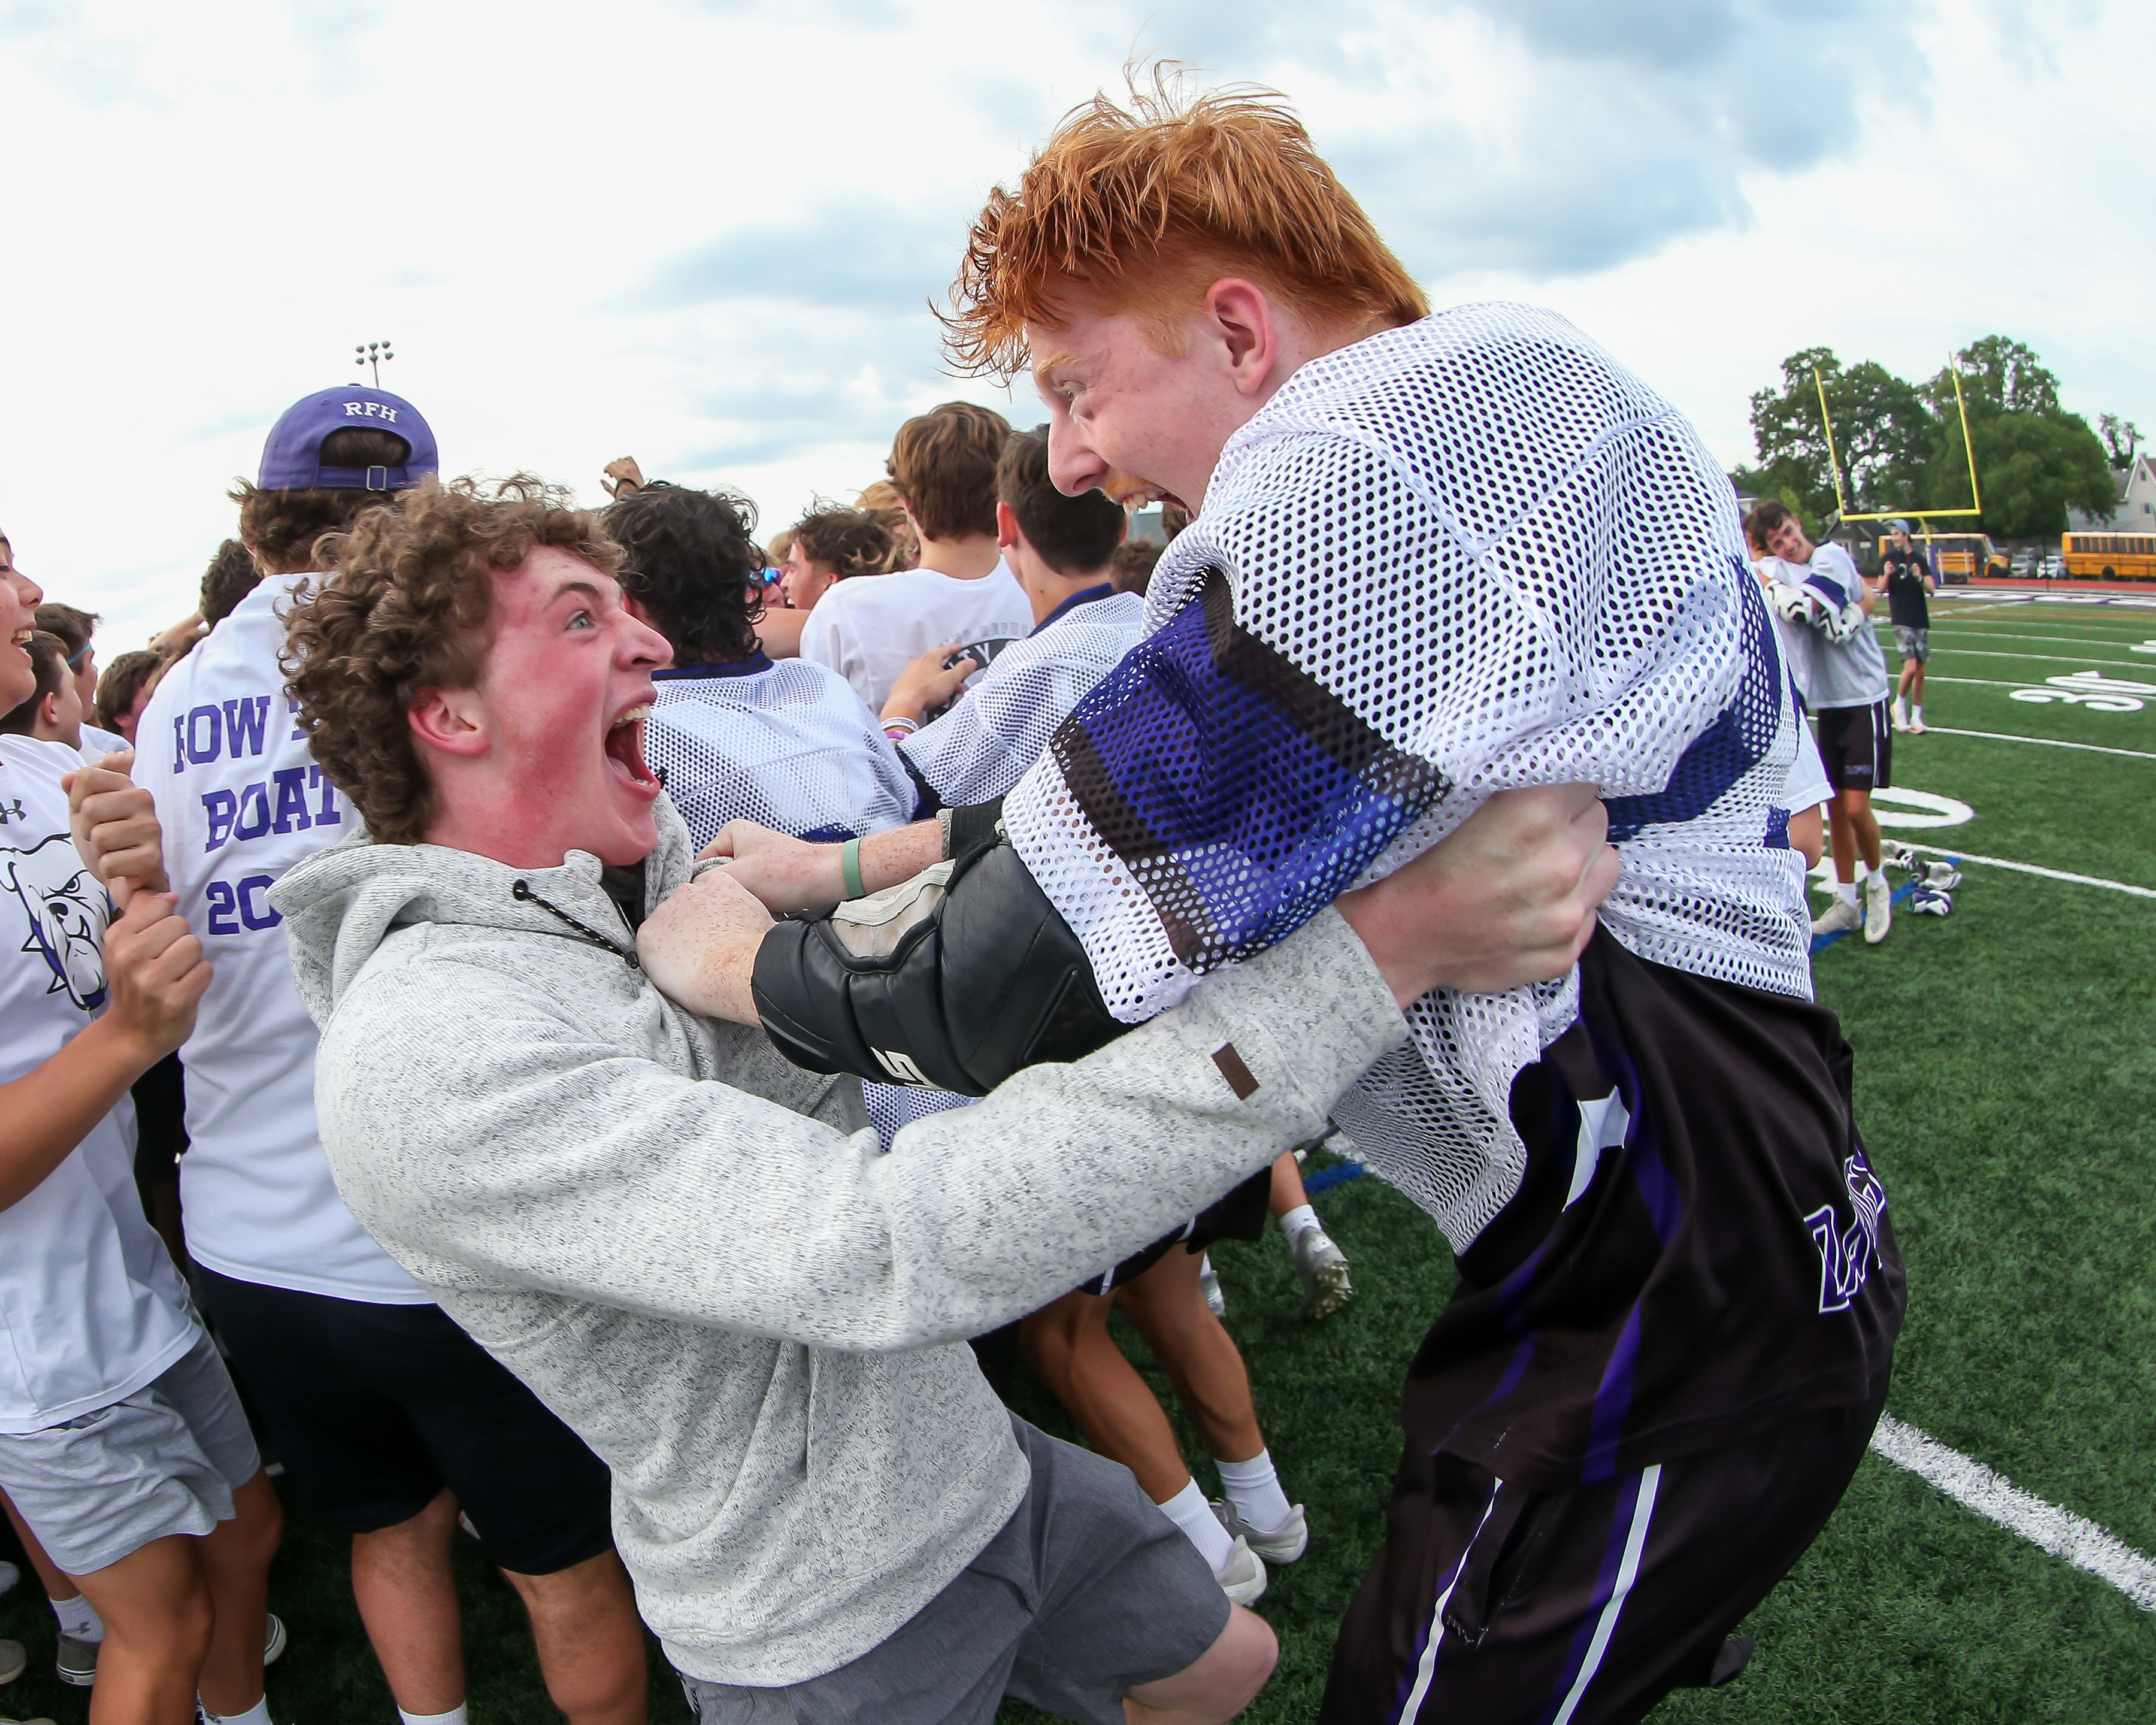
[2,0,2148,649]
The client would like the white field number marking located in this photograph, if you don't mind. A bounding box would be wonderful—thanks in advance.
[2007,671,2156,713]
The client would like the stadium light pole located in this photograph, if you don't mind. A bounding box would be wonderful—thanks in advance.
[355,340,395,387]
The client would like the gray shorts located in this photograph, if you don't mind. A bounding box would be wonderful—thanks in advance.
[1893,625,1930,663]
[0,1328,260,1576]
[679,1418,1228,1725]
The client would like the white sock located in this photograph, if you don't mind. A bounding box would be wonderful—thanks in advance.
[398,1707,469,1725]
[1157,1478,1235,1572]
[198,1697,272,1725]
[1277,1203,1319,1240]
[53,1591,104,1642]
[1835,880,1860,907]
[1216,1449,1295,1536]
[1912,706,1923,725]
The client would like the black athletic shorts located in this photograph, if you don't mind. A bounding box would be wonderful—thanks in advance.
[1077,1166,1271,1296]
[1322,1385,1886,1724]
[196,1267,614,1575]
[1813,700,1892,794]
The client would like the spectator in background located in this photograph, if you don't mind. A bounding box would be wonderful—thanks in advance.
[33,601,128,754]
[1879,519,1936,734]
[853,479,918,571]
[801,403,1032,710]
[95,649,171,748]
[199,538,264,631]
[767,504,892,661]
[611,482,915,849]
[1108,539,1159,596]
[32,601,101,721]
[0,632,84,749]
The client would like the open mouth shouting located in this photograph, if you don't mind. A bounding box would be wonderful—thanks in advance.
[1101,471,1186,513]
[604,698,662,797]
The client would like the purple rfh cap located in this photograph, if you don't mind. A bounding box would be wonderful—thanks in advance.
[257,385,439,492]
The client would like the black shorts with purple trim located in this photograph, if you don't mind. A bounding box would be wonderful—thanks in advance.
[1320,928,1903,1720]
[1321,1387,1885,1724]
[1813,699,1892,794]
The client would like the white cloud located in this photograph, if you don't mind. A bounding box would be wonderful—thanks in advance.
[0,0,2145,655]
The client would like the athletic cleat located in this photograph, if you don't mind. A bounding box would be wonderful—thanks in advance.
[1908,718,1928,734]
[1910,885,1954,917]
[1864,870,1892,945]
[1891,703,1910,732]
[264,1612,287,1668]
[1921,861,1963,890]
[1810,898,1861,937]
[1213,1535,1268,1606]
[54,1637,96,1688]
[1198,1254,1226,1319]
[1213,1498,1310,1564]
[1287,1226,1353,1318]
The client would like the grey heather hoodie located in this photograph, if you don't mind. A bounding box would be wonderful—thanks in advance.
[270,798,1406,1685]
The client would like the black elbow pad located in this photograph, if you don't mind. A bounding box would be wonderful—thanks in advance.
[751,837,1127,1095]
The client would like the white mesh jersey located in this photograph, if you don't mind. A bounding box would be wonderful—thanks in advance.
[1002,302,1811,1252]
[901,589,1146,807]
[644,656,918,850]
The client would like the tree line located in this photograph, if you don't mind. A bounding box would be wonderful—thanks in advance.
[1733,335,2136,540]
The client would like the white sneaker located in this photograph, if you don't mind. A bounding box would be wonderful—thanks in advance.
[264,1612,287,1668]
[1891,702,1910,732]
[1198,1254,1226,1320]
[1908,717,1928,734]
[1810,898,1861,937]
[1864,871,1892,945]
[1287,1225,1353,1318]
[1213,1535,1268,1606]
[1213,1498,1310,1564]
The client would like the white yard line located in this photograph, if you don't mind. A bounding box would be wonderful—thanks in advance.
[1924,727,2156,761]
[1888,647,2154,668]
[1913,630,2156,650]
[1919,674,2155,694]
[1870,1416,2156,1611]
[1946,852,2156,900]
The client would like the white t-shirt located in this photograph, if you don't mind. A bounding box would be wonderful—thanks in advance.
[1786,721,1831,813]
[797,561,1032,713]
[0,734,201,1432]
[80,723,131,758]
[138,580,429,1303]
[643,656,918,850]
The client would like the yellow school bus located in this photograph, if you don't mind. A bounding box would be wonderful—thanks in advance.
[1902,531,2005,583]
[2061,532,2156,582]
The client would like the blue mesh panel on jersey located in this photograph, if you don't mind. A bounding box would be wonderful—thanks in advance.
[1049,566,1452,973]
[1604,570,1784,843]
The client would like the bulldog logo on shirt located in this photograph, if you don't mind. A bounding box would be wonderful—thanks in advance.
[2,833,110,1010]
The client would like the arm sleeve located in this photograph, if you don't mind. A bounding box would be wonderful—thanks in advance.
[317,911,1406,1352]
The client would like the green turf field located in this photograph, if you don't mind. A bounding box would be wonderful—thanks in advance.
[4,592,2151,1723]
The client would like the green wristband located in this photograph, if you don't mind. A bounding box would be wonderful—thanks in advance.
[840,837,866,900]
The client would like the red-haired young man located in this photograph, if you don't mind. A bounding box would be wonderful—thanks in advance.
[670,80,1902,1725]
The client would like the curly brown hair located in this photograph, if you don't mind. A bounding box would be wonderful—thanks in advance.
[281,476,623,846]
[789,503,894,583]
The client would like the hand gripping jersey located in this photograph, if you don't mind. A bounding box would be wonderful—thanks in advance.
[643,655,918,850]
[900,588,1146,809]
[999,304,1812,1254]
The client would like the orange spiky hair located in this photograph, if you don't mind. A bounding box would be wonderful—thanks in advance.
[942,69,1429,381]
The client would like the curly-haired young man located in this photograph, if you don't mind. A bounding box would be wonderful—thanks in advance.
[202,470,1612,1725]
[110,391,647,1725]
[655,77,1903,1725]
